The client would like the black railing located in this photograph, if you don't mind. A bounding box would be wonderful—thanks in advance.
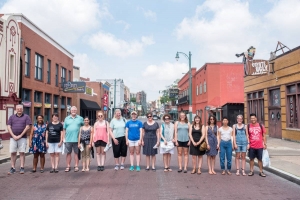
[178,96,189,105]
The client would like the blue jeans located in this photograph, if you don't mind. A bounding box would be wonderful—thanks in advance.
[219,140,232,170]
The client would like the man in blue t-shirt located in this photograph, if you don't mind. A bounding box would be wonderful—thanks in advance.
[125,111,143,172]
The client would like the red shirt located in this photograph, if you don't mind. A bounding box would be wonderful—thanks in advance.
[248,123,266,149]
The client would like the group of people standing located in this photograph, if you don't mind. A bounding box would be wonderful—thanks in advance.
[7,105,267,178]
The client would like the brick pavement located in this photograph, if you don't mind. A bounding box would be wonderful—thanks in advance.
[0,147,300,200]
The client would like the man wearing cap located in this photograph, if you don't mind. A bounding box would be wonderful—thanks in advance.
[125,111,143,172]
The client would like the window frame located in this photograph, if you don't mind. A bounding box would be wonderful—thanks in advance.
[35,53,43,81]
[286,83,300,129]
[25,48,30,77]
[47,59,51,84]
[61,67,66,85]
[55,64,59,86]
[247,90,264,123]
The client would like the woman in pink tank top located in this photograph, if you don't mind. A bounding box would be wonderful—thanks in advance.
[93,111,110,171]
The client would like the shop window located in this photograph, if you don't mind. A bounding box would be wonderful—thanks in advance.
[25,48,30,77]
[22,89,31,101]
[247,91,264,123]
[44,108,50,123]
[34,91,42,102]
[45,93,51,103]
[35,53,43,81]
[286,83,300,128]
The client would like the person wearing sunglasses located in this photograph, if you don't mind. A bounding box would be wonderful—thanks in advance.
[174,112,190,173]
[125,111,143,172]
[205,115,219,175]
[142,113,160,171]
[93,111,110,171]
[160,114,175,172]
[110,109,127,170]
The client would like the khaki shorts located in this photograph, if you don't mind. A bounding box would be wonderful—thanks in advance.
[10,138,27,153]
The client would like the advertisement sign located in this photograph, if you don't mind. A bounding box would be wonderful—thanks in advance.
[246,60,269,76]
[62,82,86,93]
[85,87,92,95]
[103,94,108,106]
[22,101,32,107]
[169,89,179,98]
[44,103,51,108]
[33,102,42,107]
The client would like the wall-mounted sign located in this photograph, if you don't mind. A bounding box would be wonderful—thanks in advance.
[53,104,58,108]
[103,94,108,106]
[169,89,179,98]
[22,101,32,107]
[85,87,92,95]
[44,103,51,108]
[62,82,86,93]
[246,60,269,76]
[34,102,42,107]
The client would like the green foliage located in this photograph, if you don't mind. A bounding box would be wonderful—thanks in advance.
[130,97,136,103]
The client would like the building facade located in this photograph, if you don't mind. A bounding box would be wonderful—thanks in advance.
[0,15,21,139]
[136,91,147,115]
[244,45,300,142]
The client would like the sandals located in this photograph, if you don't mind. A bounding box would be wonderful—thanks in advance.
[221,171,226,175]
[152,168,156,171]
[241,169,246,176]
[55,169,59,173]
[74,166,79,172]
[82,169,85,172]
[178,169,182,173]
[50,168,54,173]
[197,168,201,175]
[168,168,172,172]
[183,170,187,173]
[259,172,266,177]
[145,168,150,171]
[65,167,70,172]
[191,169,196,174]
[236,169,240,176]
[31,169,36,173]
[227,171,232,175]
[248,171,254,176]
[164,168,168,172]
[40,169,44,173]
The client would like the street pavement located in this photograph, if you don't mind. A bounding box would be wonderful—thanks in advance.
[0,119,299,200]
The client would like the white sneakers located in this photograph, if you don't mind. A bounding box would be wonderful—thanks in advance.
[104,143,112,152]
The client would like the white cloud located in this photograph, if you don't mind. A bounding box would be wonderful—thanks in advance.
[175,0,300,62]
[137,6,157,21]
[88,32,155,57]
[0,0,111,45]
[116,20,130,31]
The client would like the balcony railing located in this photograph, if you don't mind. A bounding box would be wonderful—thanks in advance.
[178,95,189,105]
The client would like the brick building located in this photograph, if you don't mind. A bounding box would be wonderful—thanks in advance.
[15,14,74,124]
[178,63,244,125]
[244,45,300,142]
[0,15,21,139]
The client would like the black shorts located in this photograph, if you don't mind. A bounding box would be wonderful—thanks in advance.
[248,148,263,160]
[177,141,189,148]
[94,140,107,147]
[112,136,127,158]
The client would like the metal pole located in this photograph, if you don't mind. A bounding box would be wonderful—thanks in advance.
[188,51,192,123]
[114,79,116,115]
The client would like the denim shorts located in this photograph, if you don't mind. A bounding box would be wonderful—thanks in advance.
[235,145,247,153]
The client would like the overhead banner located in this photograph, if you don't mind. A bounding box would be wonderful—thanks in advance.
[62,82,86,93]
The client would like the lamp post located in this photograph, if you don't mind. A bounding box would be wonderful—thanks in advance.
[175,51,192,122]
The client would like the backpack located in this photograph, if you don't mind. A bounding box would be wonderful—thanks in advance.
[247,123,264,136]
[234,124,245,135]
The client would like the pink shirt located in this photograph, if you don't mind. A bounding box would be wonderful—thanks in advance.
[248,123,266,149]
[93,121,108,143]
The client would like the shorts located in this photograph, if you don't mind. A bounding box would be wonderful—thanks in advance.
[248,148,263,160]
[94,140,107,147]
[10,138,27,153]
[48,143,62,153]
[128,139,140,147]
[236,145,247,153]
[112,136,127,158]
[177,141,189,148]
[65,142,79,154]
[160,142,174,154]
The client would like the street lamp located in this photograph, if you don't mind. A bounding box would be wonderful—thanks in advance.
[175,51,192,122]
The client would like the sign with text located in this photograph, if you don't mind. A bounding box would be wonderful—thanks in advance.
[169,89,179,98]
[103,94,108,106]
[62,82,86,93]
[246,60,269,76]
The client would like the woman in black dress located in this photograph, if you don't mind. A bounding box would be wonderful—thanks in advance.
[142,113,160,171]
[189,115,206,174]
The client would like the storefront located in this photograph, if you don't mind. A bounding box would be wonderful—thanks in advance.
[244,45,300,142]
[80,99,101,125]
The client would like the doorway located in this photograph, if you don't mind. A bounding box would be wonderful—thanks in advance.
[269,109,282,138]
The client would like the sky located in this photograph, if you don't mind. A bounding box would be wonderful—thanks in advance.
[1,0,300,101]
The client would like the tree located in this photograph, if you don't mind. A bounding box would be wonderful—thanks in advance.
[130,97,136,103]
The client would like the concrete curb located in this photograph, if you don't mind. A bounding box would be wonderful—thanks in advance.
[0,152,31,165]
[233,153,300,186]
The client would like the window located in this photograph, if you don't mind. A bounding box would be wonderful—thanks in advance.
[216,111,221,121]
[196,85,198,95]
[200,83,202,94]
[61,67,66,85]
[286,84,300,128]
[25,48,30,76]
[45,93,51,103]
[35,54,43,80]
[22,89,31,101]
[204,81,207,93]
[247,91,264,123]
[53,95,59,104]
[67,97,71,106]
[47,59,51,84]
[34,91,42,102]
[68,70,71,81]
[61,96,66,106]
[10,55,15,80]
[269,89,280,107]
[55,64,59,86]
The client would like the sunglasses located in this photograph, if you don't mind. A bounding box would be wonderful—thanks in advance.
[210,119,214,121]
[147,116,152,118]
[164,117,170,120]
[98,115,103,117]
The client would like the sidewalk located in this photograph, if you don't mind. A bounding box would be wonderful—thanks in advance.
[0,136,300,184]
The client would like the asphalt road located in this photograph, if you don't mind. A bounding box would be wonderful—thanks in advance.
[0,118,299,200]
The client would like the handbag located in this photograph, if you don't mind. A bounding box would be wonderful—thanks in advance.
[199,141,207,151]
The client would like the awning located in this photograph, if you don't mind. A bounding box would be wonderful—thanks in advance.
[169,110,178,114]
[80,99,101,110]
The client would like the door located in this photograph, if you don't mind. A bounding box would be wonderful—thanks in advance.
[269,109,282,138]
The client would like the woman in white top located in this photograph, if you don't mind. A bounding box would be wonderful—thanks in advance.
[217,117,233,175]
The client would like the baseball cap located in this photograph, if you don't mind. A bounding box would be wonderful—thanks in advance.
[131,111,137,115]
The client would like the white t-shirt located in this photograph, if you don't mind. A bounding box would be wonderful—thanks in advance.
[219,127,233,141]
